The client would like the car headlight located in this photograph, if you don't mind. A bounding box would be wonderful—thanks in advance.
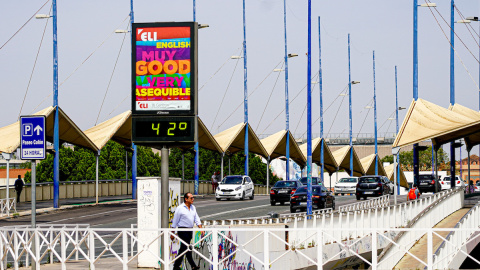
[217,186,220,191]
[235,186,242,191]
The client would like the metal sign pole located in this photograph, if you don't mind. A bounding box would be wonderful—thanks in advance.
[31,159,36,270]
[392,147,400,205]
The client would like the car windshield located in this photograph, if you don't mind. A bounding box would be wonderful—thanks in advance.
[299,177,320,185]
[221,176,243,185]
[477,182,480,186]
[419,175,434,180]
[443,177,451,181]
[274,181,296,188]
[339,178,357,183]
[359,177,379,183]
[295,186,321,193]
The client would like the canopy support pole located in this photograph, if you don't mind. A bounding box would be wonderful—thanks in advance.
[468,150,471,193]
[221,153,224,182]
[96,151,100,204]
[266,157,270,193]
[435,148,439,193]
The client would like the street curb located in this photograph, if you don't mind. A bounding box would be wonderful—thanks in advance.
[0,199,136,221]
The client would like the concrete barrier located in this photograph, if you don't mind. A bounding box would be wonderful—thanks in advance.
[0,179,269,202]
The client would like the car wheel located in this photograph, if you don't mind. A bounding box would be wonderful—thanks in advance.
[334,193,338,196]
[240,192,245,200]
[356,195,360,200]
[216,198,220,201]
[280,201,285,205]
[250,190,254,200]
[226,198,230,201]
[341,193,345,196]
[363,196,367,200]
[290,206,296,213]
[270,200,276,206]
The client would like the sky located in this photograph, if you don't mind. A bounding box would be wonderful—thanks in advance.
[1,0,480,158]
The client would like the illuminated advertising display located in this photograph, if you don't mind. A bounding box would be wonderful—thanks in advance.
[132,22,197,116]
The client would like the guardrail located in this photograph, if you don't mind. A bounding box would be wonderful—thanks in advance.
[202,208,333,226]
[376,187,465,269]
[338,195,389,212]
[0,227,478,270]
[0,197,16,217]
[433,200,480,269]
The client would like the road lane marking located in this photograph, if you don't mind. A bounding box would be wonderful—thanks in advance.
[200,204,271,219]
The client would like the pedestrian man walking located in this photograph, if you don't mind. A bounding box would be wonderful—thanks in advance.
[171,192,202,270]
[14,175,24,203]
[211,171,218,194]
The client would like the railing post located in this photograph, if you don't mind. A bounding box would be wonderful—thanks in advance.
[14,228,18,270]
[371,229,377,270]
[427,229,433,270]
[35,230,40,270]
[75,225,79,261]
[212,229,218,269]
[317,229,323,269]
[164,229,170,269]
[123,230,128,270]
[89,230,95,270]
[264,229,269,270]
[61,229,66,270]
[50,229,53,264]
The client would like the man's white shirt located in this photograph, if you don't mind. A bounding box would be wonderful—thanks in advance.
[171,203,201,228]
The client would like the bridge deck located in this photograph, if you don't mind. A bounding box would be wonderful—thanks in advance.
[394,207,470,269]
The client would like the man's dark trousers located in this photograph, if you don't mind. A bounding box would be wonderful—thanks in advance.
[16,190,21,203]
[173,230,197,269]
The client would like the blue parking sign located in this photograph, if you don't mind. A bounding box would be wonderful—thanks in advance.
[20,116,46,160]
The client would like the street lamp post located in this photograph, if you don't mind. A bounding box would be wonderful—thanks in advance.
[306,0,313,216]
[348,34,353,177]
[243,0,249,176]
[412,0,437,187]
[318,16,324,183]
[373,51,378,175]
[449,0,456,189]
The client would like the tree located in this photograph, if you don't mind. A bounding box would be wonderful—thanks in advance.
[168,148,279,185]
[381,146,449,171]
[24,141,162,183]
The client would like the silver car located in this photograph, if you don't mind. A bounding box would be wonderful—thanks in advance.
[334,177,358,196]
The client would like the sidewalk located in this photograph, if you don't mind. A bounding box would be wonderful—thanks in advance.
[1,195,135,220]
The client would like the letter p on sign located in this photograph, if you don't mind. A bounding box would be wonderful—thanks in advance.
[23,124,33,136]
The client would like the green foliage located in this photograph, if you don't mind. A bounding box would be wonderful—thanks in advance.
[381,146,449,171]
[168,148,279,185]
[22,141,277,185]
[24,141,162,183]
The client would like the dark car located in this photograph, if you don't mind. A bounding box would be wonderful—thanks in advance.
[355,175,391,200]
[418,174,441,193]
[290,185,335,213]
[270,180,302,206]
[298,177,322,186]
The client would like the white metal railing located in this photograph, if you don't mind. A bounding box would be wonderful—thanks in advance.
[0,197,16,216]
[0,227,478,270]
[202,208,333,226]
[338,195,389,212]
[433,200,480,269]
[376,187,465,269]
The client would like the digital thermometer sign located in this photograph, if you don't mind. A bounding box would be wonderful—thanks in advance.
[132,116,197,143]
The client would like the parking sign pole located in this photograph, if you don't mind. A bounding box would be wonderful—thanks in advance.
[31,160,36,270]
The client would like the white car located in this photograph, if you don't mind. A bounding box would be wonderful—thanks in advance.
[334,177,359,196]
[475,182,480,193]
[439,176,464,190]
[215,175,254,201]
